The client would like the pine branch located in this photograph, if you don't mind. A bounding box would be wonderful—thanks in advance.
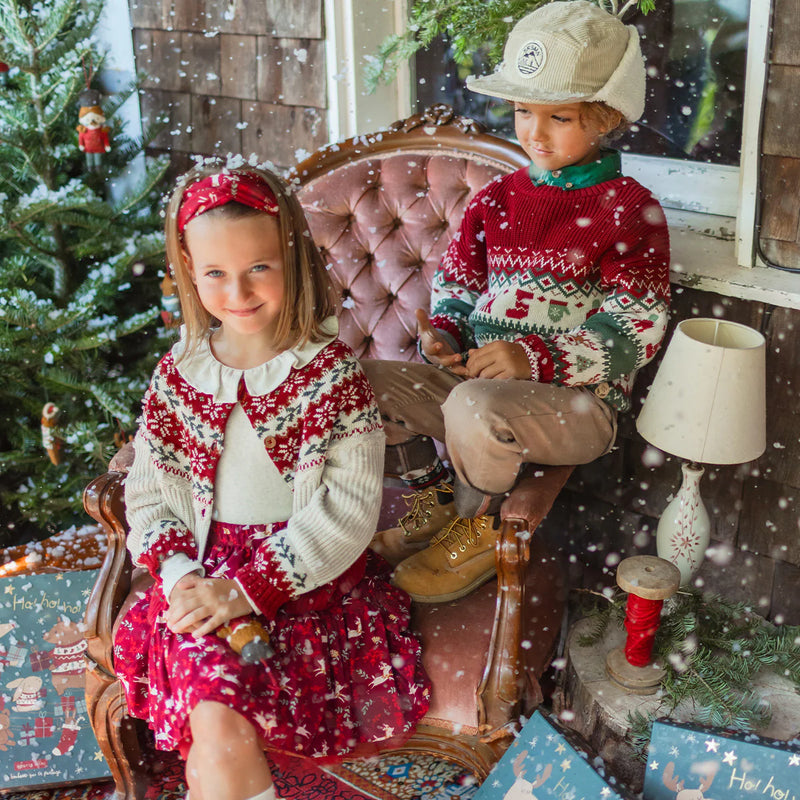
[365,0,659,92]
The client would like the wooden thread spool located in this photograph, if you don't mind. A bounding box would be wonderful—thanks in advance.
[605,555,681,695]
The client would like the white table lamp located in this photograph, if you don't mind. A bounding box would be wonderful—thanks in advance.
[636,319,766,585]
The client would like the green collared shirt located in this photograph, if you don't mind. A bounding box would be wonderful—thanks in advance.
[528,149,622,190]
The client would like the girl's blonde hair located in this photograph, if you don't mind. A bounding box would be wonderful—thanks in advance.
[164,162,337,356]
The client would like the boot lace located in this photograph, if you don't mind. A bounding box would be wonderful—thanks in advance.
[398,483,454,537]
[431,515,489,560]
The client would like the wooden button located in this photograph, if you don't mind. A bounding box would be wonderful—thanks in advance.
[594,382,610,398]
[264,436,277,449]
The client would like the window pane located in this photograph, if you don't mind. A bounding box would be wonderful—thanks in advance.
[414,0,750,166]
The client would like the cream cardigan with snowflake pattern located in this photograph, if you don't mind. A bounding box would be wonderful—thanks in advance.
[124,325,385,617]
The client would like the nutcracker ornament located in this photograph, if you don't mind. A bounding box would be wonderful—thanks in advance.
[160,271,181,328]
[41,403,63,466]
[76,104,111,172]
[216,616,274,664]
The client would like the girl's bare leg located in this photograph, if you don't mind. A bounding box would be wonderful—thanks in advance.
[186,701,272,800]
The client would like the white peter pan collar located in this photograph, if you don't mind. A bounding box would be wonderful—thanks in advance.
[172,316,339,402]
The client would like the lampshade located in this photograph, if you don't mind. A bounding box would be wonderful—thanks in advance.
[636,318,766,465]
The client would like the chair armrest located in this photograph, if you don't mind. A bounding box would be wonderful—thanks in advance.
[477,465,573,734]
[500,464,574,526]
[83,468,132,680]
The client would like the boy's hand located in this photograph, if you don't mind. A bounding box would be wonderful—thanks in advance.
[416,309,461,368]
[166,575,252,638]
[461,341,532,380]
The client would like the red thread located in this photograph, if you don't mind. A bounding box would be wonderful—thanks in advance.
[623,594,663,667]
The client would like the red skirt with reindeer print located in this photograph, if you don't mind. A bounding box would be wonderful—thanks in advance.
[113,521,430,760]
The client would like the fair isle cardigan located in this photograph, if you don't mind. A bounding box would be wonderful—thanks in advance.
[429,155,671,413]
[124,329,385,618]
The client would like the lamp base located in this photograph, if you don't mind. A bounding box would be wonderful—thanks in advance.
[656,462,710,586]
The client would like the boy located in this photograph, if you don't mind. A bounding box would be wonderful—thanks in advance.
[364,0,670,602]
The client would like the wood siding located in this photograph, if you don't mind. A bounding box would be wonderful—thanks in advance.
[760,0,800,267]
[128,0,327,170]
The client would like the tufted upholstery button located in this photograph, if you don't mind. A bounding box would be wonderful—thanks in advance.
[392,217,402,229]
[264,436,277,449]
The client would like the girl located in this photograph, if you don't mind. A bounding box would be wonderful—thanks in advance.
[113,162,430,800]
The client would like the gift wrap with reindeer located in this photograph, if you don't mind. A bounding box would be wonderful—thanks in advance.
[644,719,800,800]
[0,570,110,788]
[474,710,634,799]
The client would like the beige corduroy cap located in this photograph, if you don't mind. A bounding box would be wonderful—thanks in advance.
[466,0,646,122]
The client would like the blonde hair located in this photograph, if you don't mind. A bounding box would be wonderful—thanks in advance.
[580,101,630,142]
[164,163,337,357]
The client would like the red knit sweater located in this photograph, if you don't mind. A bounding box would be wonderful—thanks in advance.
[430,167,671,411]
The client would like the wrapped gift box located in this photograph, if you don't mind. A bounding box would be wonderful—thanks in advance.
[474,710,635,799]
[644,718,800,800]
[0,569,110,789]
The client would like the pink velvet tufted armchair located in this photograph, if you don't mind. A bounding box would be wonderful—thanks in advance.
[83,105,571,799]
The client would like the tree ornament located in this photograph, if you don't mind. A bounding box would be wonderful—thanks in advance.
[41,403,63,466]
[160,271,181,328]
[76,104,111,173]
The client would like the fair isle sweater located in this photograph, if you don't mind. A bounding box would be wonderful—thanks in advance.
[124,327,385,619]
[430,152,671,412]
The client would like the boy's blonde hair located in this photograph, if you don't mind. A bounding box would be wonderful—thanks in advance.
[164,163,337,356]
[580,101,630,142]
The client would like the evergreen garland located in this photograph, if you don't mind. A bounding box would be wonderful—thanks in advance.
[578,590,800,759]
[365,0,657,93]
[0,0,170,540]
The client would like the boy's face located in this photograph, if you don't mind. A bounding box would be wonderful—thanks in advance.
[514,102,605,172]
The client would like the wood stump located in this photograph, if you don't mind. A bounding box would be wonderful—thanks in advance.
[555,616,800,794]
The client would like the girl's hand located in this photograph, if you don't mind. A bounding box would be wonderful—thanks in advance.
[461,341,532,380]
[165,575,252,638]
[416,309,460,368]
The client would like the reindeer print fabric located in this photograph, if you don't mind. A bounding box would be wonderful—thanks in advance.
[114,521,430,760]
[0,570,110,789]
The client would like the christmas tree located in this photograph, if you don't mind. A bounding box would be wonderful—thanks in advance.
[0,0,169,543]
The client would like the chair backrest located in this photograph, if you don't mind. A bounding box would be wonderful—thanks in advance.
[289,104,528,361]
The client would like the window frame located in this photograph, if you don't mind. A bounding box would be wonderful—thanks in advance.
[326,0,800,307]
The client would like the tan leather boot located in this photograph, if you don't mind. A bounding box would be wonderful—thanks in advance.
[370,483,458,567]
[378,483,458,541]
[391,514,500,603]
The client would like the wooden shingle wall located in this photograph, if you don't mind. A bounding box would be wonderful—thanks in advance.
[128,0,327,171]
[760,0,800,267]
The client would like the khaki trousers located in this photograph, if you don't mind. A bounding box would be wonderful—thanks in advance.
[362,359,617,495]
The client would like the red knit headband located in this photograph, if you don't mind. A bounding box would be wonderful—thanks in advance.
[177,172,280,232]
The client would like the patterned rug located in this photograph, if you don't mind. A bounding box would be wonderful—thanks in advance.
[4,750,480,800]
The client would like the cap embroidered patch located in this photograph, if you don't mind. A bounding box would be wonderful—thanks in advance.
[516,41,547,77]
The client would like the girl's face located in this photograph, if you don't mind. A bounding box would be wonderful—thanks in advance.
[514,102,605,172]
[184,211,284,347]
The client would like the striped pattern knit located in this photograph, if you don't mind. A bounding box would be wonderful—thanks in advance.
[430,168,671,411]
[124,339,385,618]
